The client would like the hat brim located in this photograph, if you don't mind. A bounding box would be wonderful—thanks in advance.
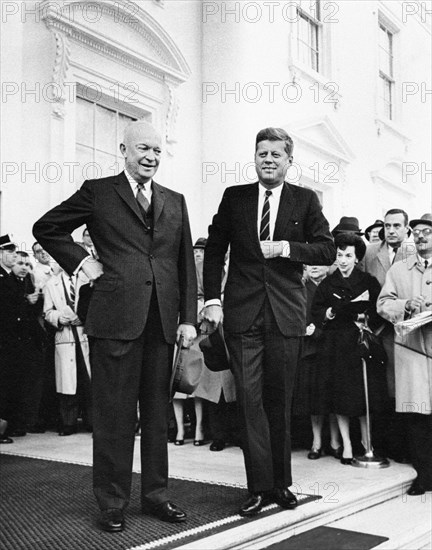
[410,219,432,229]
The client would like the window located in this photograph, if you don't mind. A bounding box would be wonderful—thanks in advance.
[296,1,321,72]
[378,23,394,120]
[75,95,138,183]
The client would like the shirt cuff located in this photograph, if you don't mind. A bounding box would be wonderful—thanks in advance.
[73,255,92,275]
[205,299,222,307]
[280,240,290,258]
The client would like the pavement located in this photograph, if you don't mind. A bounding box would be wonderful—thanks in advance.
[1,431,431,549]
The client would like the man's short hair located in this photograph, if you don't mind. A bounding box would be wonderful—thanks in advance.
[384,209,409,226]
[255,128,294,157]
[32,242,40,253]
[83,227,89,237]
[17,251,29,258]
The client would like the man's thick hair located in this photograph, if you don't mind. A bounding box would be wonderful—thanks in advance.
[334,232,367,262]
[17,250,29,258]
[385,208,409,226]
[255,127,294,157]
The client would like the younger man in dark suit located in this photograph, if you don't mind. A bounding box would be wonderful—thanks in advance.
[203,128,335,516]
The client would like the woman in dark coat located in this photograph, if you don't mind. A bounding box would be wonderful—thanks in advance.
[311,233,386,464]
[293,265,341,460]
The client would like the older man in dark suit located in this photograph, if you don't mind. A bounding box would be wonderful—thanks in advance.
[203,127,335,516]
[33,121,197,532]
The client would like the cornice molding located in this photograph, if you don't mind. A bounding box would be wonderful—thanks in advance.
[39,0,191,84]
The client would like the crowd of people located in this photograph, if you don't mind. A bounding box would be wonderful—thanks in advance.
[0,122,430,534]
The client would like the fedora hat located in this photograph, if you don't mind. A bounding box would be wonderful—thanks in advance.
[410,213,432,229]
[331,216,363,236]
[364,220,384,241]
[199,324,230,372]
[193,237,207,249]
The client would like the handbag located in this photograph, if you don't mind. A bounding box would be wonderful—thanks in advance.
[169,335,205,400]
[357,317,387,365]
[198,324,231,372]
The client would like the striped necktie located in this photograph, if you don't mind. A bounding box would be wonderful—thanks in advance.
[69,276,75,306]
[260,190,272,241]
[136,183,150,214]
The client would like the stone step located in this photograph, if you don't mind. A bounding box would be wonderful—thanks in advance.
[174,467,417,550]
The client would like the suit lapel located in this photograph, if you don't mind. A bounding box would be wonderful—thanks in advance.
[273,183,295,240]
[114,172,148,227]
[241,183,260,248]
[151,181,165,228]
[377,243,390,272]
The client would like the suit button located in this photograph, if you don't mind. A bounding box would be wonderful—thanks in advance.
[149,255,154,260]
[426,280,431,285]
[146,281,152,286]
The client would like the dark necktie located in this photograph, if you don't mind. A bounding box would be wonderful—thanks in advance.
[391,245,400,264]
[260,190,272,241]
[136,183,150,214]
[425,260,429,269]
[69,277,75,306]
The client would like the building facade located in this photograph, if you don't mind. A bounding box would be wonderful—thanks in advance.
[1,0,431,248]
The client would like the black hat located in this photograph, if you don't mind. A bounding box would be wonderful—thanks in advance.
[331,217,363,237]
[193,238,207,249]
[364,220,384,241]
[0,234,16,250]
[410,213,432,229]
[199,324,230,372]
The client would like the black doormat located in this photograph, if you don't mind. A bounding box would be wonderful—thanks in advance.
[0,455,319,550]
[264,526,389,550]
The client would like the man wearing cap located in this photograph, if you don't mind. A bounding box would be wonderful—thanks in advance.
[378,214,432,495]
[33,121,197,532]
[363,208,411,460]
[0,235,18,443]
[202,127,335,517]
[365,220,384,244]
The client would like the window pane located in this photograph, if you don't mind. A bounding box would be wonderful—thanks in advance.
[95,105,117,155]
[76,98,94,147]
[118,113,136,144]
[95,150,119,178]
[76,144,98,182]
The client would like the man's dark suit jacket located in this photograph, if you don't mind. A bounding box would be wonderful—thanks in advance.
[204,182,335,336]
[33,172,197,343]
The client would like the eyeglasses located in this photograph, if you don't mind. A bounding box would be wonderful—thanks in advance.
[412,228,432,237]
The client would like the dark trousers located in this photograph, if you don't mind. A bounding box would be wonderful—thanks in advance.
[208,393,238,442]
[90,294,173,511]
[58,340,92,429]
[226,299,300,493]
[0,340,44,432]
[407,413,432,489]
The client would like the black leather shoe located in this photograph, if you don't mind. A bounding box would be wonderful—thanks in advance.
[11,428,26,437]
[239,493,270,517]
[340,457,354,465]
[98,509,124,532]
[146,501,187,523]
[307,447,322,460]
[0,436,13,444]
[27,424,46,434]
[210,439,225,452]
[407,480,426,496]
[327,445,343,459]
[273,488,298,509]
[59,426,77,436]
